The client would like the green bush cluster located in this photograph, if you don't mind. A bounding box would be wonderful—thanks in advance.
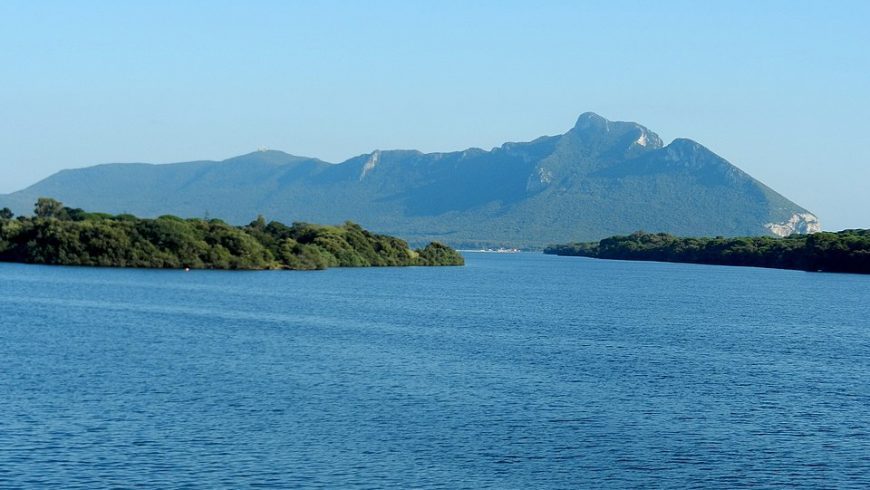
[415,242,466,266]
[544,230,870,274]
[0,198,464,270]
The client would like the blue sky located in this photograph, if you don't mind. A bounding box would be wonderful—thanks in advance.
[1,1,868,230]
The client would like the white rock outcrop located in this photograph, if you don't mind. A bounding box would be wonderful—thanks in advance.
[635,131,648,147]
[764,213,821,237]
[359,150,380,181]
[538,167,553,184]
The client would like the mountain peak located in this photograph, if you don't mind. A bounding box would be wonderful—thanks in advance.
[566,112,663,152]
[222,150,322,166]
[664,138,708,158]
[574,112,610,131]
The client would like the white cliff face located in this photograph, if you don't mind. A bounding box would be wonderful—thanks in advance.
[359,150,380,181]
[764,212,822,237]
[538,167,553,184]
[630,127,663,150]
[635,131,648,147]
[526,166,554,192]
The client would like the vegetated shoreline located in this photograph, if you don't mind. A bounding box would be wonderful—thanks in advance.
[544,230,870,274]
[0,198,464,270]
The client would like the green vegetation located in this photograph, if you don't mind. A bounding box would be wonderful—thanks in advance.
[0,198,464,270]
[544,230,870,274]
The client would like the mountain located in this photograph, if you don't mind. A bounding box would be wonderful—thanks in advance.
[0,113,819,248]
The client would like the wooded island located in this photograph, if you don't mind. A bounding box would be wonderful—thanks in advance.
[0,198,464,270]
[544,230,870,274]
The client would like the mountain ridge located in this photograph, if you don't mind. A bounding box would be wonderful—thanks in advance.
[0,113,820,248]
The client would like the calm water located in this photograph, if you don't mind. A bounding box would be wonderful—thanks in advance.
[1,254,869,488]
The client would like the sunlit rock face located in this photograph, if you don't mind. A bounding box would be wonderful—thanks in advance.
[765,213,822,237]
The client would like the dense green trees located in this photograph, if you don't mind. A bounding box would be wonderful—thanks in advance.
[34,197,65,219]
[0,198,464,270]
[415,242,466,266]
[544,231,870,274]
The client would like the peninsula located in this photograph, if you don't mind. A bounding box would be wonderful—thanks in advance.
[0,199,464,270]
[544,230,870,274]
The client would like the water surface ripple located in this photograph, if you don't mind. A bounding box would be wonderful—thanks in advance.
[1,254,868,488]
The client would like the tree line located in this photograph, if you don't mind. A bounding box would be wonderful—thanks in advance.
[0,198,464,270]
[544,230,870,274]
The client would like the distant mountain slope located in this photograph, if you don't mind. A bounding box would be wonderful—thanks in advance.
[0,113,819,247]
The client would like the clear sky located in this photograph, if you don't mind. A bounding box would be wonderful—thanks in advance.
[1,1,868,230]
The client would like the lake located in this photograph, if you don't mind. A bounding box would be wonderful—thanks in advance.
[1,253,868,488]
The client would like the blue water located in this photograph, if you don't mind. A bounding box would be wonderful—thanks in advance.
[1,253,869,488]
